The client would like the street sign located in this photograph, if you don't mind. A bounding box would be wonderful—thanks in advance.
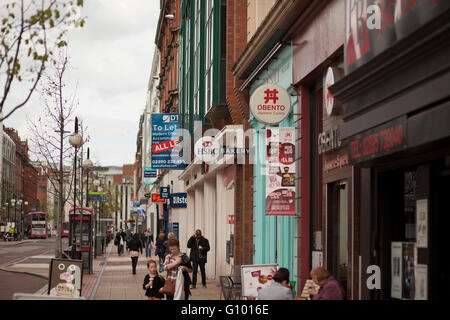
[88,192,107,202]
[145,193,152,198]
[160,187,170,199]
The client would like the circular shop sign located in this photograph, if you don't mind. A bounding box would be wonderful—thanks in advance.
[194,136,221,164]
[250,83,292,125]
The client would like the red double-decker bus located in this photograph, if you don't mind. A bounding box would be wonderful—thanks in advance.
[61,221,69,237]
[24,212,47,239]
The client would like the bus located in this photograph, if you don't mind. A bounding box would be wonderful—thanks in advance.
[24,212,47,239]
[61,221,69,237]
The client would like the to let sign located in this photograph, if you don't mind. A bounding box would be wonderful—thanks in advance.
[348,116,407,165]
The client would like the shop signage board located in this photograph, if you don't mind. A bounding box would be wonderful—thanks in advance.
[324,67,342,116]
[151,114,186,169]
[416,199,428,248]
[348,116,407,165]
[144,167,157,185]
[170,193,188,208]
[345,0,450,75]
[88,192,107,202]
[241,264,278,299]
[48,259,83,298]
[160,187,170,199]
[172,222,179,240]
[249,84,292,125]
[151,194,166,203]
[265,127,296,216]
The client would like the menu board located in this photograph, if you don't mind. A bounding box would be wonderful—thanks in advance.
[265,127,296,216]
[48,259,83,298]
[241,264,278,299]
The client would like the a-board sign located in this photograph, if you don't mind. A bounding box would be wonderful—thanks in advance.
[48,258,83,298]
[241,264,278,299]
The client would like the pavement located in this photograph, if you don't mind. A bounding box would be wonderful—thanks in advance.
[3,238,223,300]
[93,242,222,300]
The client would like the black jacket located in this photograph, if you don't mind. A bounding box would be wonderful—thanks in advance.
[187,236,210,263]
[155,238,165,257]
[143,274,165,298]
[128,236,143,253]
[115,232,126,245]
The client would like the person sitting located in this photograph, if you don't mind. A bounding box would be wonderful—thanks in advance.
[257,268,294,300]
[308,267,344,300]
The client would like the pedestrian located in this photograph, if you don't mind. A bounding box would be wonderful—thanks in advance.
[308,267,345,300]
[187,229,210,288]
[143,228,154,258]
[143,259,165,300]
[163,232,175,259]
[124,228,132,250]
[162,239,192,300]
[115,229,126,256]
[257,268,294,300]
[127,233,143,275]
[155,232,166,272]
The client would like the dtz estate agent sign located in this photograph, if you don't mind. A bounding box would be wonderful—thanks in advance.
[249,84,292,125]
[151,114,186,169]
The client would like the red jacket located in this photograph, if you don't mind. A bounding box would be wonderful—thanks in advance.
[312,276,344,300]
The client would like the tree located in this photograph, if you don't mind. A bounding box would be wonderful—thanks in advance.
[28,51,86,258]
[0,0,85,122]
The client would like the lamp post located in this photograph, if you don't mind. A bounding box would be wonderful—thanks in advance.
[82,148,93,262]
[21,201,28,238]
[93,178,100,258]
[69,117,83,254]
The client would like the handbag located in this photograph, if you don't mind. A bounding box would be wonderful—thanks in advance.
[160,278,176,297]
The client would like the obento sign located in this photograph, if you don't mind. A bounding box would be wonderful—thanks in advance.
[250,84,292,125]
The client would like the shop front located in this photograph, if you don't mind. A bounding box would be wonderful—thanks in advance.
[330,0,450,299]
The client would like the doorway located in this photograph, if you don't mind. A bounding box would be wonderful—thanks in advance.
[327,180,349,299]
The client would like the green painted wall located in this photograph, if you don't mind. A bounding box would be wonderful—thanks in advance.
[249,44,299,286]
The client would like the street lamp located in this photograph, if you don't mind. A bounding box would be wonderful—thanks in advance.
[69,117,83,250]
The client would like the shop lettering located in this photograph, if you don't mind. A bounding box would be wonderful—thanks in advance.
[152,124,177,131]
[257,105,286,111]
[152,138,180,154]
[172,197,187,204]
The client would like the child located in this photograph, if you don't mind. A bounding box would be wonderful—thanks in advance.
[143,259,165,300]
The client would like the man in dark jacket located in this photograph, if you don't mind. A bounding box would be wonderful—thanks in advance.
[187,229,210,288]
[115,229,126,256]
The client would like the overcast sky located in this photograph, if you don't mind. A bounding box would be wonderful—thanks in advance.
[3,0,160,167]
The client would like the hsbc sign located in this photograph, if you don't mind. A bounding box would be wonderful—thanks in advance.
[250,84,292,125]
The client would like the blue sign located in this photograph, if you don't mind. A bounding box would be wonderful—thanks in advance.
[160,187,170,199]
[151,114,186,169]
[170,193,188,208]
[172,222,179,240]
[144,167,157,178]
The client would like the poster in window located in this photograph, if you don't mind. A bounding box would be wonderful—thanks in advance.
[402,242,416,300]
[265,127,296,216]
[416,199,428,248]
[415,264,428,300]
[391,242,403,299]
[241,264,278,299]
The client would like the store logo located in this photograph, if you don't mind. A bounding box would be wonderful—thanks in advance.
[194,136,221,164]
[264,89,279,104]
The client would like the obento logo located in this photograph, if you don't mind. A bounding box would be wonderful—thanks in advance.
[194,136,221,163]
[250,83,292,125]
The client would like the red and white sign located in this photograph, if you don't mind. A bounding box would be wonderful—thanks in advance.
[194,136,221,163]
[250,84,292,125]
[227,214,235,225]
[324,67,341,116]
[152,138,181,154]
[151,194,166,203]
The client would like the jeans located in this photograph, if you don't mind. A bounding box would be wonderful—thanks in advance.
[131,257,138,274]
[192,261,206,286]
[117,244,124,255]
[145,241,152,257]
[158,256,164,273]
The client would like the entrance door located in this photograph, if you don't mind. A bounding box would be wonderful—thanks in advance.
[327,180,349,299]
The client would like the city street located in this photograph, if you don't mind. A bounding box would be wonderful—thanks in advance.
[0,237,61,299]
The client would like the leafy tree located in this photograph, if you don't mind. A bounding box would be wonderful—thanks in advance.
[0,0,85,122]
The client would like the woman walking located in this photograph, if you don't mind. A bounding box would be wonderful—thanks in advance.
[163,239,193,300]
[128,233,143,275]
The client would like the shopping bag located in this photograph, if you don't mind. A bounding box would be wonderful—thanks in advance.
[174,268,185,300]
